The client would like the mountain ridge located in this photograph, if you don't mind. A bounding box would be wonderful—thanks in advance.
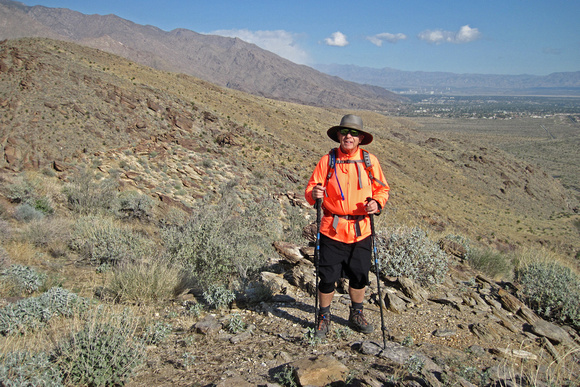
[0,0,406,110]
[313,64,580,96]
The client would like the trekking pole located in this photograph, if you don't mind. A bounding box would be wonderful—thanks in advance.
[367,198,387,350]
[313,194,322,328]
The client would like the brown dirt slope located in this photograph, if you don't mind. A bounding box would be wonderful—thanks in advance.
[1,38,578,258]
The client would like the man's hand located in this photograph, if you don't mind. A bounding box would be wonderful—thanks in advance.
[365,198,379,214]
[312,183,326,200]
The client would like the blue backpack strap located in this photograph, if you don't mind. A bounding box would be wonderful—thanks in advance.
[325,148,345,200]
[326,148,336,183]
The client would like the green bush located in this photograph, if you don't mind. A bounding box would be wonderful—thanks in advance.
[142,321,172,345]
[69,215,155,266]
[0,287,89,335]
[13,204,44,222]
[515,261,580,329]
[375,226,449,285]
[226,313,246,334]
[63,168,118,214]
[116,190,155,221]
[1,264,47,295]
[467,247,513,279]
[5,179,36,204]
[162,190,279,288]
[0,350,63,386]
[5,177,54,216]
[203,284,236,309]
[53,310,144,386]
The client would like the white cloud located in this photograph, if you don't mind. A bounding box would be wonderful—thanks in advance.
[418,25,481,44]
[367,32,407,47]
[324,31,349,47]
[210,29,310,64]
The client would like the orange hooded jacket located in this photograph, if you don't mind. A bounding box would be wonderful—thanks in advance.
[305,147,390,243]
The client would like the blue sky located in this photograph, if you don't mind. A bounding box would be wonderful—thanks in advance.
[18,0,580,75]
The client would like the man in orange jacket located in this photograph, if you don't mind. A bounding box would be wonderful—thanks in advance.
[305,114,390,338]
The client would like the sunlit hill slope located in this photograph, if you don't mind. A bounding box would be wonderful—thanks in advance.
[0,37,578,258]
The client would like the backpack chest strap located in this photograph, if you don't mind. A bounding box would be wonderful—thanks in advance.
[336,159,365,189]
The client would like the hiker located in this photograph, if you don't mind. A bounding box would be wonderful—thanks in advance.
[305,114,390,338]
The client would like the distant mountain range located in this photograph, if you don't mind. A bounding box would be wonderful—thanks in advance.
[0,0,405,110]
[313,64,580,96]
[0,0,578,102]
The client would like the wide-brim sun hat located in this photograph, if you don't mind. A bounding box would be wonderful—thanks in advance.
[327,114,373,145]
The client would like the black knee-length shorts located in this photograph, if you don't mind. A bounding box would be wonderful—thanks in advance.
[318,234,372,291]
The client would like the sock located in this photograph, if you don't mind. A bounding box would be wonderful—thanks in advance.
[319,305,330,316]
[351,302,363,311]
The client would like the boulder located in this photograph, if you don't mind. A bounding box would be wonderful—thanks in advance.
[397,277,428,303]
[531,319,572,345]
[291,355,348,387]
[497,288,524,313]
[192,314,221,336]
[384,291,407,314]
[273,241,312,266]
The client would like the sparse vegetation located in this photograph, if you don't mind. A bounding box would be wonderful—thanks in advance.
[467,247,514,280]
[52,308,145,386]
[0,287,89,335]
[515,260,580,329]
[161,189,281,290]
[1,264,46,295]
[69,215,155,267]
[375,226,449,285]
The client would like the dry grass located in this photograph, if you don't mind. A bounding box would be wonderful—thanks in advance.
[106,258,185,304]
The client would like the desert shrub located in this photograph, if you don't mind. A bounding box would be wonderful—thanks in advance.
[0,287,89,335]
[203,284,236,309]
[23,217,72,254]
[5,179,36,203]
[375,226,448,286]
[13,203,44,222]
[52,309,144,386]
[5,177,55,216]
[281,201,309,244]
[116,190,155,221]
[107,258,185,303]
[467,247,513,279]
[1,264,46,295]
[63,168,118,214]
[226,313,246,334]
[0,350,63,386]
[31,196,55,215]
[515,261,580,329]
[142,321,172,345]
[162,190,280,288]
[69,215,155,267]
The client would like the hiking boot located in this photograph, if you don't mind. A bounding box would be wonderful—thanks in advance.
[315,313,331,338]
[349,308,374,334]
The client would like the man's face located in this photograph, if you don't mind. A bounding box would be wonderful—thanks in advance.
[338,129,363,154]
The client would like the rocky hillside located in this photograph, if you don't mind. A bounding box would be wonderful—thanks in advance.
[0,37,578,257]
[0,0,406,111]
[0,37,579,387]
